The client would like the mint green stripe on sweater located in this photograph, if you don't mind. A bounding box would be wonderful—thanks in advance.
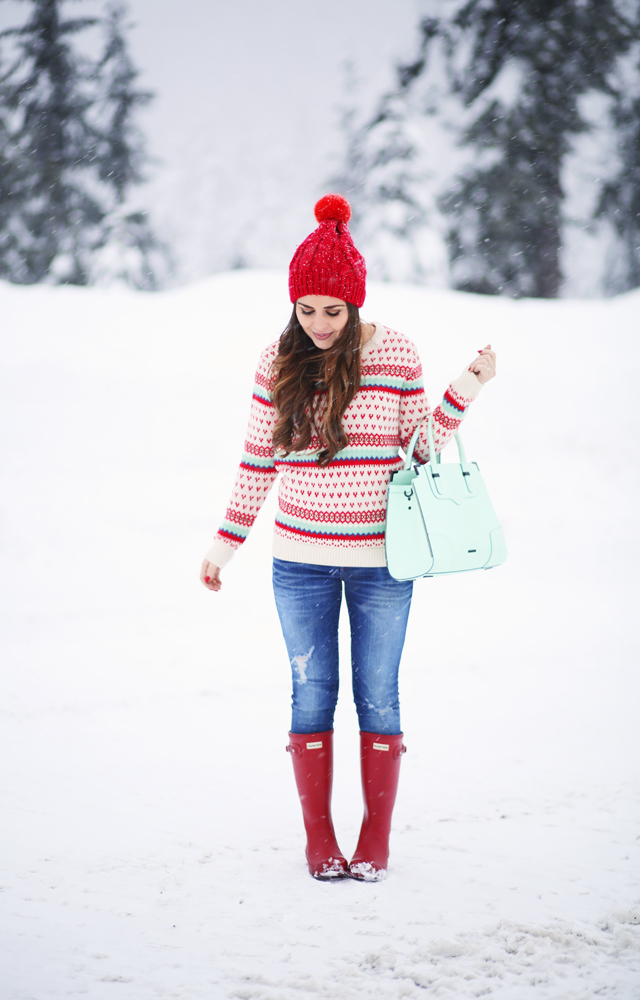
[332,445,399,461]
[240,451,274,470]
[360,374,406,391]
[219,519,251,542]
[277,446,399,465]
[441,395,467,420]
[252,387,272,405]
[277,509,387,537]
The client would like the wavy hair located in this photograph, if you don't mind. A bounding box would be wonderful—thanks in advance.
[271,303,362,467]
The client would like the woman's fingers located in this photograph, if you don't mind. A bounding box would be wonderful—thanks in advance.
[468,344,496,383]
[478,344,496,365]
[200,559,222,591]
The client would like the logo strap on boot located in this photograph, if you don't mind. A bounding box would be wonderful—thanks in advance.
[286,740,324,755]
[372,741,406,758]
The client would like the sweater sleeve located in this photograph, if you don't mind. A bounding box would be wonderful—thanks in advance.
[204,344,279,569]
[399,342,483,464]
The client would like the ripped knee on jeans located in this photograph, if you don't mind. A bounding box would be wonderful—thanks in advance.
[292,645,315,684]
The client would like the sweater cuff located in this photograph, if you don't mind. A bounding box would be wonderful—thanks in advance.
[204,537,237,570]
[450,369,483,401]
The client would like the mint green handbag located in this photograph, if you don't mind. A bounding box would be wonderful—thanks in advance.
[385,416,507,581]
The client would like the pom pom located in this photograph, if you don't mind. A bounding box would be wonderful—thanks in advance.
[314,194,351,225]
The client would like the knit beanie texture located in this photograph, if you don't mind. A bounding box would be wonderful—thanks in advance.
[288,194,366,308]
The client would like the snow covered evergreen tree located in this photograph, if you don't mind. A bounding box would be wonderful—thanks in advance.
[596,35,640,293]
[89,1,169,289]
[331,16,460,284]
[95,1,151,202]
[0,0,166,288]
[0,0,103,283]
[442,0,633,298]
[333,0,635,297]
[0,46,20,275]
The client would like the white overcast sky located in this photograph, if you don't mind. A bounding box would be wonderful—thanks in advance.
[0,0,424,278]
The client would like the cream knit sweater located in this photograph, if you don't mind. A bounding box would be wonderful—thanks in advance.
[206,323,482,569]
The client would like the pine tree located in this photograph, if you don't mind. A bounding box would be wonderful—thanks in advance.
[0,47,21,275]
[95,1,151,201]
[333,0,636,297]
[0,0,104,284]
[0,0,166,287]
[331,17,457,284]
[596,37,640,293]
[89,0,169,289]
[441,0,633,298]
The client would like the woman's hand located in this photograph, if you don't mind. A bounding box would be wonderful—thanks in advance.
[468,344,496,384]
[200,560,222,592]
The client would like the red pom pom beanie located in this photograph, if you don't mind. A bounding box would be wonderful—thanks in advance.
[288,194,366,308]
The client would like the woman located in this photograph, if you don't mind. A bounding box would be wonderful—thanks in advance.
[200,194,496,881]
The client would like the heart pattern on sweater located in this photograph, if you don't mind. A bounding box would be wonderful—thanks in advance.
[212,327,476,562]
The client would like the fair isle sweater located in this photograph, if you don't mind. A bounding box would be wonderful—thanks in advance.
[205,323,482,569]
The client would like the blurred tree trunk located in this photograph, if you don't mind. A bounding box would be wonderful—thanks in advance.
[596,39,640,293]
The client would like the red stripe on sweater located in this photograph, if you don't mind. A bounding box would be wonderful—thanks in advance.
[279,500,386,524]
[443,388,465,413]
[240,461,276,474]
[218,528,246,545]
[275,521,386,543]
[274,455,399,468]
[358,384,421,397]
[225,509,256,527]
[361,363,419,378]
[244,441,275,458]
[252,393,274,408]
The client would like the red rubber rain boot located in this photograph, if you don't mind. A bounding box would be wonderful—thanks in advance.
[349,731,406,881]
[286,730,348,880]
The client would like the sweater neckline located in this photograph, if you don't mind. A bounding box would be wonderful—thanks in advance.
[361,321,385,356]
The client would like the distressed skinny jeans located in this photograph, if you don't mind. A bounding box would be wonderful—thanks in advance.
[272,558,413,735]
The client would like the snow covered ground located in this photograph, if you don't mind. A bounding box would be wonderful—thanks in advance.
[1,271,639,999]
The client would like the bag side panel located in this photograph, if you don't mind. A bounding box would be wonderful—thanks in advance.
[385,480,434,580]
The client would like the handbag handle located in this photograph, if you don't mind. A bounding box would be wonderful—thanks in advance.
[403,415,467,471]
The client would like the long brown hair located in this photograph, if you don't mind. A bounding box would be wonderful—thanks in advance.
[271,303,362,467]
